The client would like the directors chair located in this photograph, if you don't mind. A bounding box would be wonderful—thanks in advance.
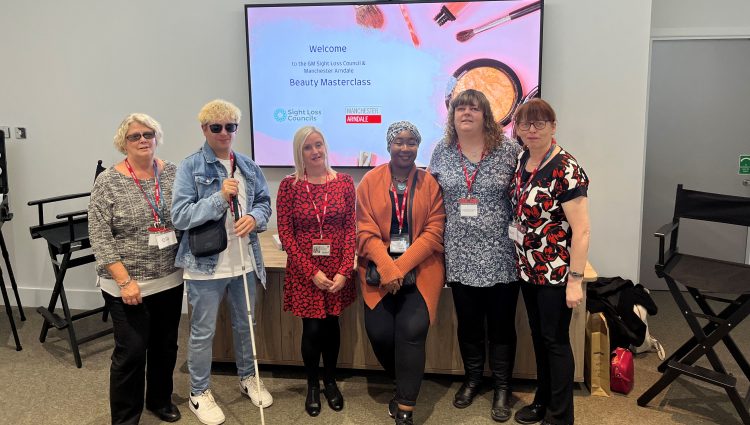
[638,185,750,424]
[27,160,110,368]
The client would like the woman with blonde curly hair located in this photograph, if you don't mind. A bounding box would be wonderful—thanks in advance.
[428,89,522,422]
[89,113,183,424]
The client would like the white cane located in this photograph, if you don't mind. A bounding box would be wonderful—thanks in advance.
[232,196,265,425]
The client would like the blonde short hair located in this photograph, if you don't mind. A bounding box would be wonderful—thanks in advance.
[291,126,335,182]
[197,99,241,125]
[113,113,163,155]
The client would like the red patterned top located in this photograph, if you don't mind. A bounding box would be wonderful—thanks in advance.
[277,173,357,318]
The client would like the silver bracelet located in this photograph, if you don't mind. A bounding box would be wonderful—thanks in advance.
[569,271,584,279]
[117,277,132,288]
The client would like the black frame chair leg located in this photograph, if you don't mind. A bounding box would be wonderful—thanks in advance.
[0,271,22,351]
[0,230,24,321]
[57,278,82,368]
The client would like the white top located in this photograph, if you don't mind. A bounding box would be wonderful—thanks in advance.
[98,269,183,297]
[183,158,256,280]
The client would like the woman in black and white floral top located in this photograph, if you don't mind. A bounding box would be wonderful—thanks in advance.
[509,98,590,425]
[428,89,521,422]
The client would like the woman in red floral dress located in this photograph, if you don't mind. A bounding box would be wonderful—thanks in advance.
[276,126,356,417]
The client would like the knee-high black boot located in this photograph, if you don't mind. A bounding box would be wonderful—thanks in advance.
[489,342,514,422]
[454,340,485,408]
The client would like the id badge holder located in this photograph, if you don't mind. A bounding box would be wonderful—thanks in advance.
[312,238,332,256]
[148,224,163,247]
[512,221,527,245]
[389,234,410,254]
[149,224,177,249]
[459,198,479,217]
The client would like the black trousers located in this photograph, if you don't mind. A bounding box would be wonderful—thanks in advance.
[301,315,341,384]
[364,284,430,407]
[102,284,183,425]
[451,281,520,389]
[521,284,574,425]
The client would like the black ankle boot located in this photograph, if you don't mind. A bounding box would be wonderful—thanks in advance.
[323,379,344,411]
[388,398,397,418]
[305,384,321,417]
[394,408,414,425]
[453,379,482,408]
[491,388,511,422]
[514,402,546,425]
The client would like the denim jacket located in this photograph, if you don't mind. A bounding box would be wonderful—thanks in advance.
[171,142,272,286]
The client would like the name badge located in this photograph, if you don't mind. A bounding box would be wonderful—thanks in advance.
[156,230,178,249]
[312,238,332,256]
[148,226,170,247]
[389,234,410,254]
[459,198,479,217]
[509,221,526,245]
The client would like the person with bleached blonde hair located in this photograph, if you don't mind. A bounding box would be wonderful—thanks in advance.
[277,126,356,417]
[172,99,273,425]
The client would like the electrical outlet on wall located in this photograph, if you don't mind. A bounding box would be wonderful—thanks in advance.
[0,126,9,139]
[14,127,26,139]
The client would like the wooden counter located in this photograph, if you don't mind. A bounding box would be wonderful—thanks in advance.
[210,232,597,382]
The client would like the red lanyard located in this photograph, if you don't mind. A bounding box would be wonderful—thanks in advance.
[513,141,556,218]
[457,143,486,196]
[124,159,162,226]
[304,171,329,239]
[390,183,409,235]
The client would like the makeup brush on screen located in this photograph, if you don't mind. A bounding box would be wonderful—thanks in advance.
[399,4,420,47]
[456,0,541,42]
[354,4,385,29]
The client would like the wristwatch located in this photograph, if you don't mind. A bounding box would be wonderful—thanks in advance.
[569,271,584,279]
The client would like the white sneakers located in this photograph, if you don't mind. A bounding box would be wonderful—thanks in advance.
[189,377,273,424]
[240,375,274,407]
[189,389,225,425]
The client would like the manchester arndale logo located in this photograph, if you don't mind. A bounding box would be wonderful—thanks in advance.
[273,108,287,122]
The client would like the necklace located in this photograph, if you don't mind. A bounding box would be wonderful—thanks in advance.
[392,175,408,192]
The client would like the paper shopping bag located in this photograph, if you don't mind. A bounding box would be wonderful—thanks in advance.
[585,312,611,397]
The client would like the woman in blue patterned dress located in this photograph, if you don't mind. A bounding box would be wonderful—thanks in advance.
[428,89,521,422]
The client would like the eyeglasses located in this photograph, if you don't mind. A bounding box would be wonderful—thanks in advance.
[391,140,419,148]
[125,131,156,142]
[516,121,549,131]
[208,123,238,134]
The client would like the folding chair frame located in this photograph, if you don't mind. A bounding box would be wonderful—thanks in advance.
[637,184,750,424]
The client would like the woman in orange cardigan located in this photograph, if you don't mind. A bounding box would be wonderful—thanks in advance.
[356,121,446,425]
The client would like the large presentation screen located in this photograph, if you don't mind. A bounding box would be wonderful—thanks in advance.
[245,0,543,167]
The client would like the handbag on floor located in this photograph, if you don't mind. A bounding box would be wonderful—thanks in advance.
[610,347,634,394]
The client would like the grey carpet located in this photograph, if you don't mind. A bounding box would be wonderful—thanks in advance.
[1,291,747,424]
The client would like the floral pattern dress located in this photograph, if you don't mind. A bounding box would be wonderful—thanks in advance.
[508,148,589,286]
[277,173,357,318]
[428,138,521,287]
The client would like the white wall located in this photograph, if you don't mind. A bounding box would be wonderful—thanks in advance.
[0,0,653,309]
[651,0,750,39]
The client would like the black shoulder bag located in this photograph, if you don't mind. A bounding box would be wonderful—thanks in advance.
[366,171,419,287]
[188,153,236,257]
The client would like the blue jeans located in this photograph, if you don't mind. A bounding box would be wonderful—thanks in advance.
[187,272,257,394]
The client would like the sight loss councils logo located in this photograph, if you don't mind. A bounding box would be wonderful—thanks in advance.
[273,108,288,122]
[274,108,322,122]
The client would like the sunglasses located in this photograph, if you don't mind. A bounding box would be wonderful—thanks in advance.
[207,123,239,134]
[125,131,156,142]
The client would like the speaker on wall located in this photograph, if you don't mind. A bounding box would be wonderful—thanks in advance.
[0,130,7,194]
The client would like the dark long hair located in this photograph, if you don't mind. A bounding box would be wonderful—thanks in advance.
[443,89,505,151]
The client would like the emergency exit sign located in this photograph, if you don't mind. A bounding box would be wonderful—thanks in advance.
[741,155,750,175]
